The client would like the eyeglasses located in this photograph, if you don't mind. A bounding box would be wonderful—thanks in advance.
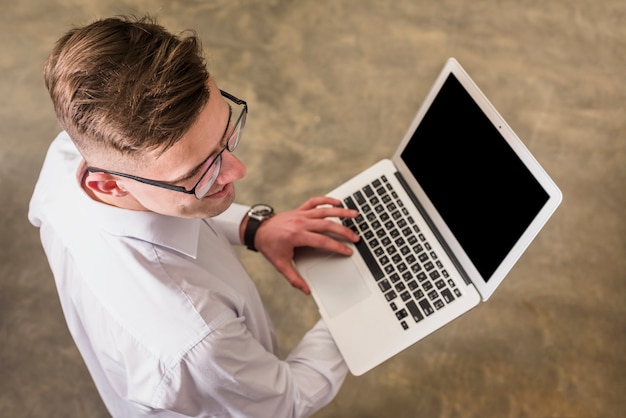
[87,90,247,199]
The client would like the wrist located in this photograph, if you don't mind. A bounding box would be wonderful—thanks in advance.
[243,203,274,251]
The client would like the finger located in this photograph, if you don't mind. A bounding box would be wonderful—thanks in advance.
[305,206,358,220]
[298,218,360,242]
[325,221,361,242]
[296,230,355,256]
[275,261,311,295]
[298,196,343,211]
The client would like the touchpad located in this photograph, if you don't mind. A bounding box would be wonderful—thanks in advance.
[306,256,371,318]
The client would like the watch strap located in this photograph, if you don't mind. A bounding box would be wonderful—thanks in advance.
[244,216,262,251]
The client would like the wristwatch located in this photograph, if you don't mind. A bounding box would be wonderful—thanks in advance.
[244,203,275,251]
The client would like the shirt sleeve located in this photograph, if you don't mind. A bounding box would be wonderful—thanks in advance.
[154,314,348,418]
[211,203,249,245]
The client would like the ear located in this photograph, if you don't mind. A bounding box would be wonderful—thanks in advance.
[83,172,129,197]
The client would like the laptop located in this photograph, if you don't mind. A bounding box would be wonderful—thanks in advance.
[294,57,562,376]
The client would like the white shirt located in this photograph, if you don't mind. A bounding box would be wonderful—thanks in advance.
[28,132,348,418]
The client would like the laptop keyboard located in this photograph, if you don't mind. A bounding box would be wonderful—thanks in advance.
[341,175,463,331]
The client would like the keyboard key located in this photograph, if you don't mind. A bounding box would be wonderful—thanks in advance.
[385,290,397,301]
[419,299,434,316]
[378,279,391,292]
[441,288,455,303]
[406,300,425,323]
[396,309,408,320]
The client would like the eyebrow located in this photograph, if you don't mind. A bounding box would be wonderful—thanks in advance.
[171,104,233,184]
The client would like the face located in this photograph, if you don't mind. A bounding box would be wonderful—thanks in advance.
[86,78,247,218]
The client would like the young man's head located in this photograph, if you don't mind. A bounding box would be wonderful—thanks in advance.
[44,16,246,218]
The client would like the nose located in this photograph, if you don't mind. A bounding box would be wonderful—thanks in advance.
[216,150,246,184]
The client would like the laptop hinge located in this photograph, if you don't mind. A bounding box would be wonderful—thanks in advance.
[394,171,473,286]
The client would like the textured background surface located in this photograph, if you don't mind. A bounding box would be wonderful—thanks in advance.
[1,1,624,417]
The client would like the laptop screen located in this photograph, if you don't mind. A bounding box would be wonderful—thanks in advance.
[400,73,550,282]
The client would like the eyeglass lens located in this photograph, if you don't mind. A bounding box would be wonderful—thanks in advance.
[194,110,245,198]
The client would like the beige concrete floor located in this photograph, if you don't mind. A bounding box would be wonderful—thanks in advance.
[1,1,625,417]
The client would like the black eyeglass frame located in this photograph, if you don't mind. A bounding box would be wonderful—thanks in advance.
[86,90,247,199]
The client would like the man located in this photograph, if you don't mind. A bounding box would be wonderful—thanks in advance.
[29,15,360,417]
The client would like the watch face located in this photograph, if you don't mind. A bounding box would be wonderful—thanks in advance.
[250,204,274,219]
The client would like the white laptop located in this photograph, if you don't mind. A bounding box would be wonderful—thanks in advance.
[295,57,562,376]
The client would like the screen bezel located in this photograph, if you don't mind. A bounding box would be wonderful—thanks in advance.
[392,58,562,301]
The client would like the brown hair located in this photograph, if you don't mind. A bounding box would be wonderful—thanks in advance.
[43,15,210,162]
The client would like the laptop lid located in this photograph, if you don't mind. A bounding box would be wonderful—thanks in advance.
[392,58,562,300]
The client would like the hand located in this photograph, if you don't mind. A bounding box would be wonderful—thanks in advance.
[253,196,360,295]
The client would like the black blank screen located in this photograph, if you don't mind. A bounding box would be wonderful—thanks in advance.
[401,74,549,282]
